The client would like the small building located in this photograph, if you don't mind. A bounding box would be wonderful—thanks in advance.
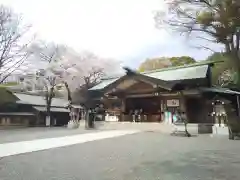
[89,62,240,133]
[0,90,71,127]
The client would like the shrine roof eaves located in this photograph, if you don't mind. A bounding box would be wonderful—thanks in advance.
[89,61,216,91]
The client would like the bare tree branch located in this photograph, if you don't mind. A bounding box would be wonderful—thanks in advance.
[190,44,216,53]
[0,5,33,83]
[155,0,240,72]
[0,54,29,83]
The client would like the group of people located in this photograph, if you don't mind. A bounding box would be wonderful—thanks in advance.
[129,109,143,122]
[128,109,184,123]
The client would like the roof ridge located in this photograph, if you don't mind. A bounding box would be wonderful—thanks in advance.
[101,61,222,80]
[14,92,44,96]
[99,60,222,81]
[141,61,217,74]
[101,75,122,80]
[14,92,66,100]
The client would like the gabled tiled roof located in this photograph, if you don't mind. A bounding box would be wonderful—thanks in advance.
[145,64,208,81]
[200,87,240,95]
[33,106,70,112]
[89,77,119,90]
[90,62,212,91]
[14,93,69,107]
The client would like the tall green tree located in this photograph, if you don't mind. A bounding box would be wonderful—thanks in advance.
[138,58,171,72]
[206,52,235,86]
[169,56,196,66]
[138,56,196,72]
[155,0,240,83]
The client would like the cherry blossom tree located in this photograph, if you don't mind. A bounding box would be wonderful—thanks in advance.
[19,42,65,126]
[49,48,123,106]
[25,41,123,125]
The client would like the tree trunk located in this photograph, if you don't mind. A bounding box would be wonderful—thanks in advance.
[46,100,51,126]
[235,53,240,87]
[85,109,89,129]
[45,87,54,126]
[180,91,191,137]
[76,108,80,121]
[64,82,72,103]
[183,118,191,137]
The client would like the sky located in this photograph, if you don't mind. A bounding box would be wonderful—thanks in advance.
[0,0,215,68]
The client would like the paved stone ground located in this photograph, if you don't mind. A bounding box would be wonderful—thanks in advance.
[95,121,175,133]
[0,127,101,143]
[1,132,240,180]
[0,121,174,143]
[0,130,139,158]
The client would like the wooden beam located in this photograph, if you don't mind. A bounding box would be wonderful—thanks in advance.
[160,93,179,96]
[237,95,240,117]
[126,94,156,98]
[182,89,201,95]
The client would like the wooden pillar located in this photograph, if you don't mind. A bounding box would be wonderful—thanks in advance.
[6,117,10,125]
[237,95,240,117]
[120,97,125,122]
[160,97,165,121]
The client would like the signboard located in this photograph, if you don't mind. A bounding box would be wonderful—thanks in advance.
[167,99,179,107]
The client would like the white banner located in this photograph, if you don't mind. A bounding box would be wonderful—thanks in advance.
[167,99,179,107]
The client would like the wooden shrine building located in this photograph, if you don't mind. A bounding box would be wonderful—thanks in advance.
[89,62,240,125]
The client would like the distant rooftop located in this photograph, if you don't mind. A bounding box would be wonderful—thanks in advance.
[14,93,69,107]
